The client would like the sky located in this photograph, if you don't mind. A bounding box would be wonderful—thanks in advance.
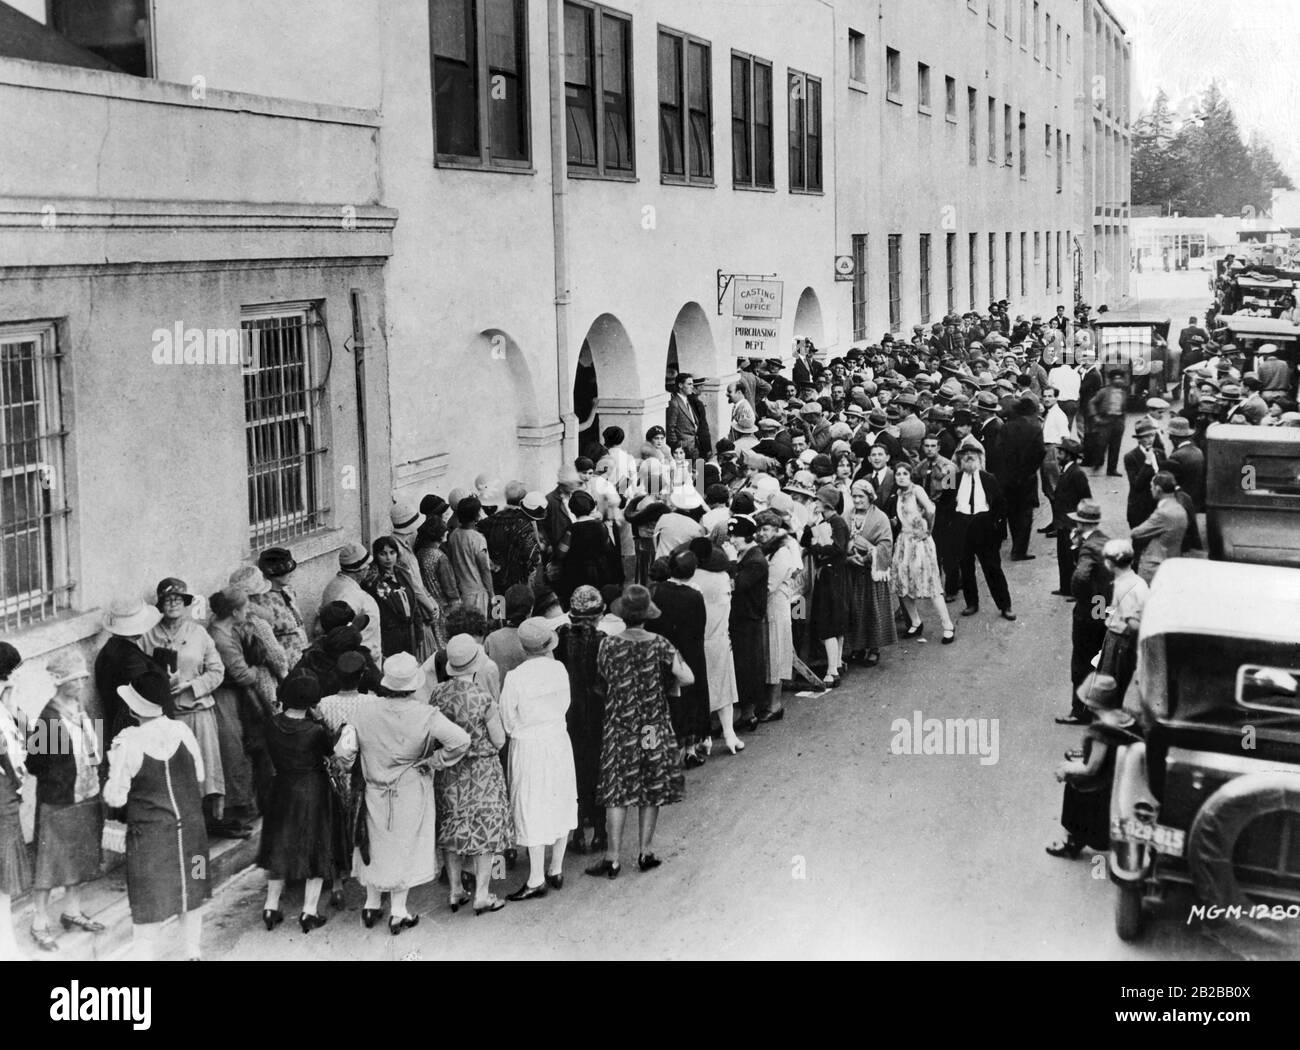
[1109,0,1300,182]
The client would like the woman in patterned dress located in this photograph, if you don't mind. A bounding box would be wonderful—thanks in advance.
[251,548,309,670]
[844,480,898,667]
[430,636,513,915]
[584,585,693,880]
[891,463,956,644]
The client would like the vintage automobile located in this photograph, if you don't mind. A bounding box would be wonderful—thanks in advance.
[1089,317,1170,408]
[1205,424,1300,569]
[1108,559,1300,941]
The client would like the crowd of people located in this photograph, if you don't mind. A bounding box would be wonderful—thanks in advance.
[1,296,1293,959]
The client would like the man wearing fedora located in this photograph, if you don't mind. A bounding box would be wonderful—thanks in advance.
[1122,420,1167,528]
[1050,438,1092,596]
[1165,416,1205,511]
[1058,499,1110,725]
[388,503,440,656]
[317,542,384,663]
[95,596,165,757]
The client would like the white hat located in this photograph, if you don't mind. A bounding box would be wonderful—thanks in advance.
[103,596,163,637]
[46,650,90,686]
[390,501,424,535]
[117,679,165,720]
[379,652,426,693]
[1258,343,1279,356]
[1145,397,1170,411]
[669,486,704,511]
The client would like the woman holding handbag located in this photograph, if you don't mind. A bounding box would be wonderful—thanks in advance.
[844,480,898,667]
[891,464,956,644]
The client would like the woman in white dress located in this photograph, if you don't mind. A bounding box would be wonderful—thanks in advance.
[683,538,742,754]
[756,508,803,721]
[891,464,956,644]
[499,618,578,901]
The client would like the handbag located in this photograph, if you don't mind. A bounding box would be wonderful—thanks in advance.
[102,819,127,854]
[349,761,370,866]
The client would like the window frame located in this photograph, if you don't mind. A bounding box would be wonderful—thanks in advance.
[852,234,870,340]
[1032,1,1040,61]
[987,95,997,163]
[945,75,957,122]
[1019,232,1028,297]
[788,69,823,194]
[1003,102,1013,167]
[658,24,714,187]
[432,0,533,172]
[1018,111,1027,177]
[945,232,956,314]
[1019,0,1028,49]
[47,0,156,78]
[968,87,978,164]
[731,50,774,190]
[917,61,931,114]
[0,321,71,632]
[988,232,997,302]
[919,233,932,323]
[1045,12,1052,69]
[1005,231,1013,299]
[241,302,330,551]
[887,234,903,333]
[885,47,902,104]
[848,28,867,86]
[565,1,637,181]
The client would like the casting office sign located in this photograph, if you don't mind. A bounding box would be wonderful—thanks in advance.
[732,279,784,319]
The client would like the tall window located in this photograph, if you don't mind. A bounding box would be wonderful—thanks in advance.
[1055,24,1062,71]
[987,96,997,162]
[1045,122,1052,155]
[1019,0,1027,46]
[1032,1,1040,59]
[0,324,69,632]
[919,234,933,322]
[1034,231,1042,266]
[917,63,931,112]
[852,234,869,339]
[1045,13,1052,68]
[968,232,979,309]
[945,76,957,121]
[967,87,978,164]
[565,3,633,176]
[1005,231,1013,298]
[945,232,957,313]
[659,28,712,183]
[1003,103,1012,166]
[1019,233,1027,296]
[988,233,996,302]
[433,0,529,167]
[848,29,866,83]
[886,47,901,102]
[243,306,326,548]
[1045,228,1052,291]
[1018,112,1026,176]
[1055,231,1062,292]
[788,70,822,192]
[1004,0,1013,36]
[732,52,773,188]
[1056,128,1064,192]
[887,235,903,332]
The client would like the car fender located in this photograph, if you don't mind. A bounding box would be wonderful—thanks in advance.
[1188,771,1300,909]
[1108,743,1157,883]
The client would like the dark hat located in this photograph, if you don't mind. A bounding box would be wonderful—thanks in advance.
[1133,419,1158,438]
[612,584,660,622]
[280,672,322,710]
[0,641,20,680]
[1067,499,1103,524]
[322,625,363,655]
[1058,436,1083,457]
[155,577,194,607]
[336,650,366,677]
[257,547,297,578]
[810,453,834,477]
[319,600,370,633]
[456,495,483,524]
[867,409,888,428]
[1166,417,1194,438]
[927,405,954,422]
[503,583,535,622]
[952,409,975,425]
[728,514,758,539]
[885,405,903,423]
[420,494,449,519]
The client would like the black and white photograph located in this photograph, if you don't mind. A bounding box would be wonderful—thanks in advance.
[1,0,1299,990]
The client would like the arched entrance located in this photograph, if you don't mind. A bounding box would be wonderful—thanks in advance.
[574,313,637,458]
[792,286,825,351]
[664,302,715,391]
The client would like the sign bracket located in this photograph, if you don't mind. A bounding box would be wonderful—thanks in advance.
[717,269,778,316]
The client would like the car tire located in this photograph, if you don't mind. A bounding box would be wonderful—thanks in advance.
[1187,771,1300,912]
[1115,882,1144,942]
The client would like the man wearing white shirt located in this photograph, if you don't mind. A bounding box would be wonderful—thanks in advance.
[952,444,1015,621]
[1047,358,1082,430]
[1038,387,1071,517]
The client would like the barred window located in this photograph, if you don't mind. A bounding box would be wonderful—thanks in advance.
[968,232,979,310]
[887,234,902,333]
[919,233,932,323]
[1,325,70,632]
[945,232,956,314]
[852,234,870,340]
[243,307,328,548]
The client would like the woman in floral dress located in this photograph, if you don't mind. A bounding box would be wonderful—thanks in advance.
[430,636,513,915]
[584,585,693,880]
[844,480,897,667]
[251,548,309,670]
[891,463,956,644]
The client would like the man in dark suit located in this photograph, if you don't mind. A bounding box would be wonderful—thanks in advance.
[860,444,897,525]
[544,466,583,550]
[666,373,703,458]
[1178,315,1209,354]
[1050,438,1091,596]
[973,391,1006,481]
[727,515,769,729]
[1123,419,1167,528]
[1165,416,1206,511]
[1077,352,1105,467]
[1058,499,1110,724]
[999,396,1046,560]
[952,443,1015,620]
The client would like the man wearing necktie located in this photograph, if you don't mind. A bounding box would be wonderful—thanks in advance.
[1122,420,1167,528]
[952,443,1015,621]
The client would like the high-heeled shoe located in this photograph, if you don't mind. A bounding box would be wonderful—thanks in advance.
[361,907,383,928]
[262,909,283,931]
[584,858,621,879]
[474,896,506,916]
[389,915,419,935]
[448,891,471,914]
[506,882,548,902]
[299,912,327,934]
[684,750,705,769]
[700,737,713,756]
[724,737,745,755]
[941,628,955,645]
[545,872,564,890]
[904,620,924,637]
[637,853,662,872]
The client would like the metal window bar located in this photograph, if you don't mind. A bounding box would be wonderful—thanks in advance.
[0,328,72,632]
[243,310,328,548]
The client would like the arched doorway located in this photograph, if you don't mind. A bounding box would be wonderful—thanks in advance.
[665,302,715,391]
[792,286,825,352]
[574,313,637,458]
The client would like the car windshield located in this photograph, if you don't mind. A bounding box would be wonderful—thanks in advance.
[1164,633,1300,724]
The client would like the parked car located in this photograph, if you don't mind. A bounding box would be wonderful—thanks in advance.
[1108,559,1300,941]
[1205,424,1300,569]
[1090,318,1170,409]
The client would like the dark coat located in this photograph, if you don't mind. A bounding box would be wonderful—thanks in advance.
[729,545,769,622]
[25,702,91,806]
[666,394,702,454]
[94,636,166,748]
[976,417,1006,481]
[1123,445,1167,528]
[1000,413,1047,495]
[1070,527,1113,619]
[1167,440,1206,511]
[1078,366,1103,408]
[1052,462,1093,529]
[646,579,710,741]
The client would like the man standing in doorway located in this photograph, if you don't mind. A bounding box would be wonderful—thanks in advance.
[666,373,703,459]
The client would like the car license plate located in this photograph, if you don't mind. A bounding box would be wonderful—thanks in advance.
[1116,818,1185,857]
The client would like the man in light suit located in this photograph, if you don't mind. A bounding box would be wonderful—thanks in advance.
[1129,472,1189,584]
[666,373,703,458]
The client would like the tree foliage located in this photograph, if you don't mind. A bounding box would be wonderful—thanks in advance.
[1131,82,1294,217]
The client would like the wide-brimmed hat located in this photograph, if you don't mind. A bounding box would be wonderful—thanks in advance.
[390,501,424,535]
[670,486,704,511]
[867,410,888,428]
[1058,436,1083,458]
[783,477,817,499]
[118,671,169,720]
[337,542,372,573]
[1133,419,1158,438]
[815,485,842,511]
[569,585,604,616]
[444,635,486,678]
[319,600,370,634]
[155,577,194,608]
[1067,499,1103,524]
[228,564,271,597]
[518,617,559,656]
[732,416,758,435]
[257,547,298,578]
[379,652,426,693]
[104,596,162,637]
[522,491,547,520]
[1166,417,1194,438]
[1077,672,1120,710]
[46,650,90,687]
[974,391,1000,411]
[611,584,660,621]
